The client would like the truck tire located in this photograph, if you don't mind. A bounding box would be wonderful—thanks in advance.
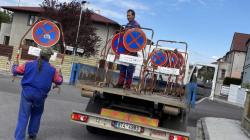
[86,126,99,134]
[85,96,103,113]
[160,109,188,131]
[85,97,111,135]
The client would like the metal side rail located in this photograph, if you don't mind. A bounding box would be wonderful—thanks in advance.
[71,110,190,140]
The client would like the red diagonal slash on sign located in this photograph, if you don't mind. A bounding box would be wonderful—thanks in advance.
[127,32,143,48]
[123,28,146,52]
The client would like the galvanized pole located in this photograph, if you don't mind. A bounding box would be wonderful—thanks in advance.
[74,1,87,56]
[71,1,87,85]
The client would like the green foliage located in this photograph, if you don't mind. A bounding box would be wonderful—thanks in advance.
[223,77,242,86]
[0,10,11,27]
[40,0,101,57]
[242,83,250,90]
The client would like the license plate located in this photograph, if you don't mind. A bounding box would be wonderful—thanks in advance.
[112,121,142,133]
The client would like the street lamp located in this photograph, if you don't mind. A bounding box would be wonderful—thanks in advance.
[71,1,88,85]
[74,0,87,56]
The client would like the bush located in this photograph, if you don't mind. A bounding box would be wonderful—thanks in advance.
[223,77,242,86]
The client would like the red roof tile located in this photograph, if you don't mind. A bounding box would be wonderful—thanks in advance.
[230,32,250,52]
[1,6,120,26]
[1,6,44,13]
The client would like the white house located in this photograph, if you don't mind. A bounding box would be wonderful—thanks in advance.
[215,32,250,95]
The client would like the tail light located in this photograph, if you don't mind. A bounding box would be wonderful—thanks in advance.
[169,134,189,140]
[71,112,89,122]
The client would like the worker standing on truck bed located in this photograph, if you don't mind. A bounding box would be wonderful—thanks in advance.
[12,47,63,140]
[115,9,140,89]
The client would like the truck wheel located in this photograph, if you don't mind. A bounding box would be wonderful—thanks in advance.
[86,126,99,134]
[85,97,103,113]
[85,97,111,135]
[86,126,111,135]
[160,109,188,131]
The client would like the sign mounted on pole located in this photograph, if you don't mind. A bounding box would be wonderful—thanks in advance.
[32,20,60,47]
[123,28,147,52]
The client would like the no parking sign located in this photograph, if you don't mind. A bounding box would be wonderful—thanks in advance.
[123,28,147,52]
[111,32,129,55]
[150,50,168,66]
[32,20,60,47]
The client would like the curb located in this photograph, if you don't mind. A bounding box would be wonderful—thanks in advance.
[196,120,204,140]
[201,118,210,140]
[241,127,250,138]
[213,97,243,108]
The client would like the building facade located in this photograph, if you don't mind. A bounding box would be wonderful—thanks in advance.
[0,6,120,82]
[215,32,250,96]
[242,39,250,84]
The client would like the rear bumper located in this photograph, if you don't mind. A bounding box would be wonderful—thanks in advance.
[71,110,190,140]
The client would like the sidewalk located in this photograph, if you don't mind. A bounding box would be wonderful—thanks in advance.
[201,117,249,140]
[213,95,244,108]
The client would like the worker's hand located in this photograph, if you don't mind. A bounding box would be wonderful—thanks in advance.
[115,55,120,60]
[12,64,18,76]
[53,84,59,89]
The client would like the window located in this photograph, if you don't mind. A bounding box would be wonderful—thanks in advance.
[25,39,36,47]
[3,36,10,45]
[221,69,226,79]
[27,15,35,26]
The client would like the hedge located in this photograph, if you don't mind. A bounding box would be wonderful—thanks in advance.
[223,77,242,86]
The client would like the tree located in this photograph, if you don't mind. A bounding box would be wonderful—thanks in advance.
[0,10,11,28]
[40,0,101,57]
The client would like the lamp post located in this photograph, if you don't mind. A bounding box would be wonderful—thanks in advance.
[74,0,87,56]
[71,1,87,85]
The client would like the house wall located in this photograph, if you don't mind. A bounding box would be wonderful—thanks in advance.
[231,51,246,78]
[243,43,250,84]
[215,51,246,95]
[8,12,34,47]
[94,23,117,52]
[215,61,230,96]
[0,23,12,43]
[224,52,234,77]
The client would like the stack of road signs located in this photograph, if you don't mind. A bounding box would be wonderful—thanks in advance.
[150,49,185,69]
[150,50,168,67]
[111,28,147,55]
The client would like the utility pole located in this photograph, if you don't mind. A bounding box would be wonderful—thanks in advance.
[74,1,87,56]
[71,1,87,85]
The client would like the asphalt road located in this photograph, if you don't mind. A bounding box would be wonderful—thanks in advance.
[0,73,243,140]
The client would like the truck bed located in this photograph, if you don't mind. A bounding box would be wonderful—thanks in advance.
[77,84,187,109]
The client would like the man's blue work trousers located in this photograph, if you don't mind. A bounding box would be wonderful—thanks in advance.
[187,82,197,108]
[118,65,135,87]
[15,90,45,140]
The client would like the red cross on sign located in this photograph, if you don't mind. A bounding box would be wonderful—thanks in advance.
[123,28,147,52]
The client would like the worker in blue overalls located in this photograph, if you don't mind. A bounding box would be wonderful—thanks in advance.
[12,47,63,140]
[187,68,198,108]
[116,9,140,89]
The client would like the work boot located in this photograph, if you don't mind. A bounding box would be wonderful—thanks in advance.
[114,84,123,88]
[124,84,131,90]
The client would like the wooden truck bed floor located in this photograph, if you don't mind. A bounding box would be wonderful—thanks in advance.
[77,84,187,109]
